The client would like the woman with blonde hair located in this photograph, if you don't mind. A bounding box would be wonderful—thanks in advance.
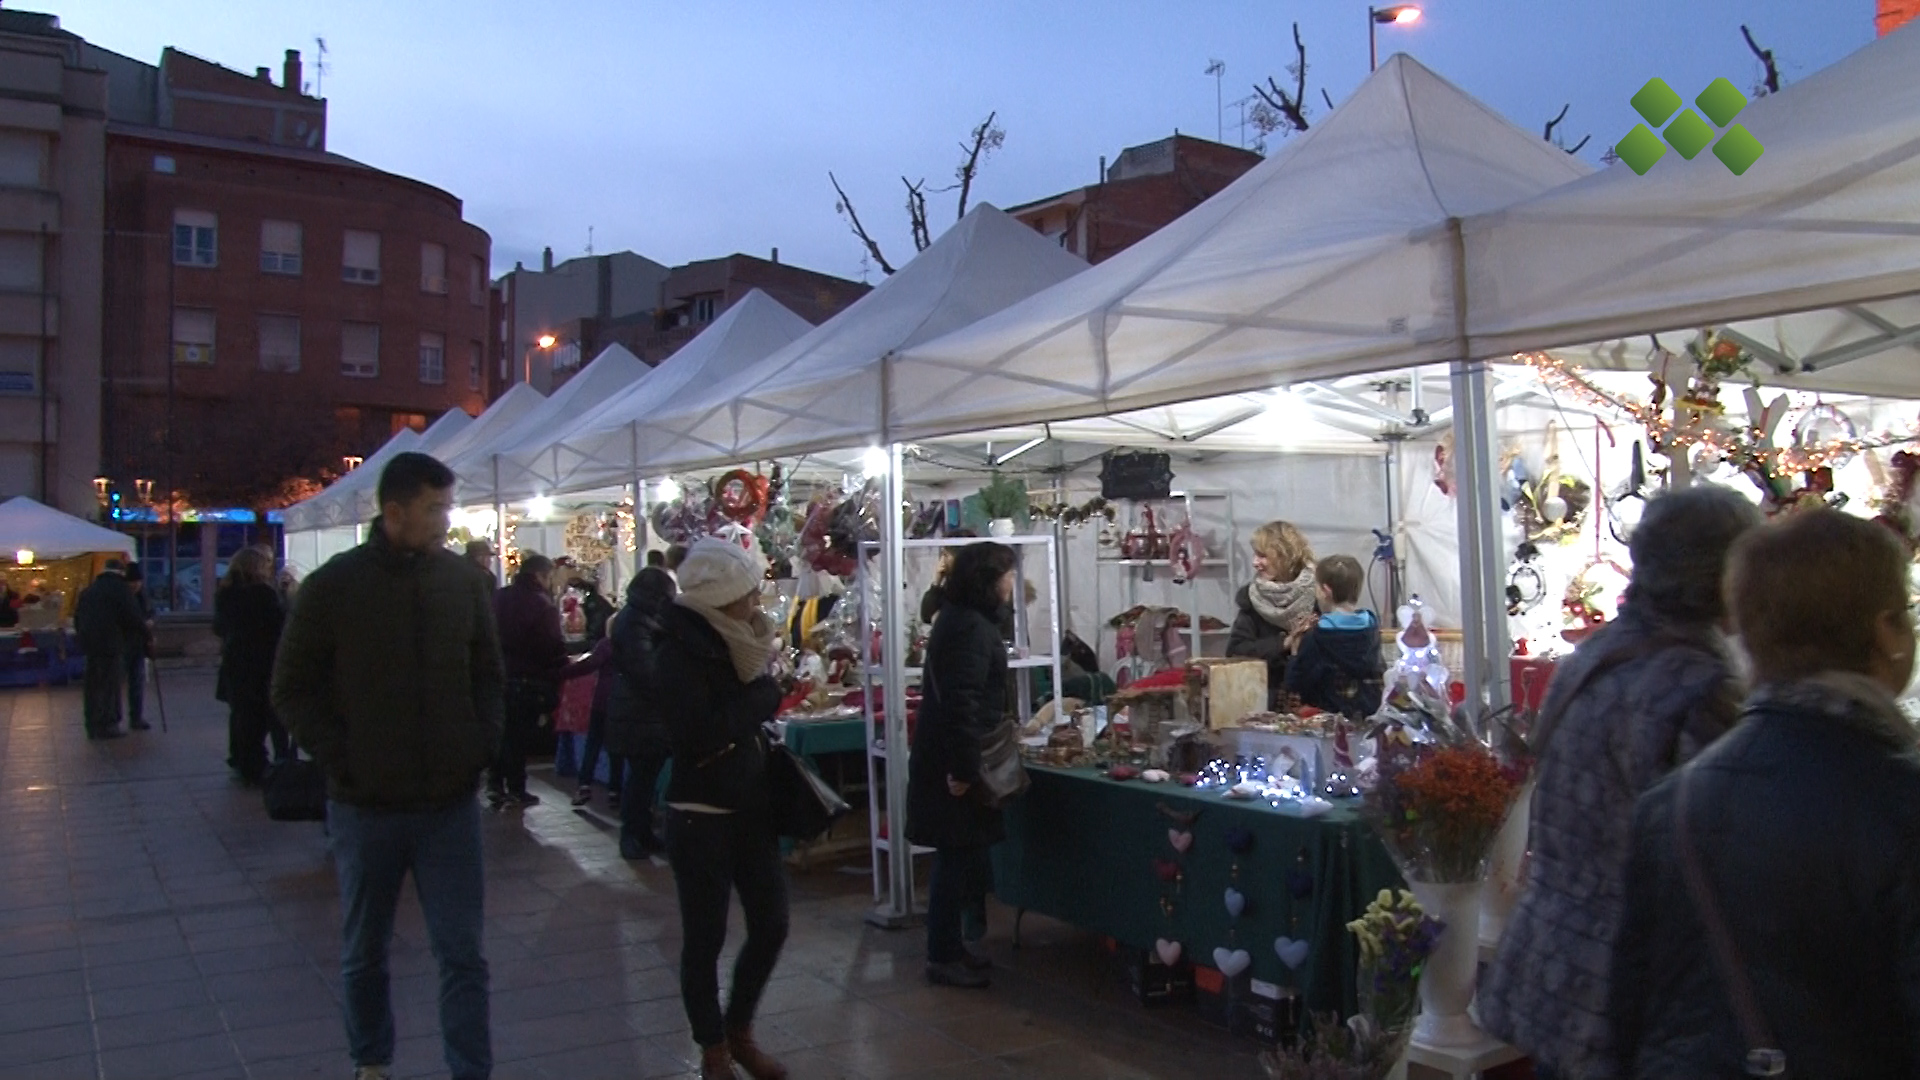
[1227,520,1317,709]
[215,545,290,781]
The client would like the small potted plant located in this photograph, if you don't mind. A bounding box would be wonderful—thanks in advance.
[977,473,1028,538]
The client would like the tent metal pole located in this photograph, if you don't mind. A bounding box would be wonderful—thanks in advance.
[491,456,506,586]
[868,440,917,928]
[1448,360,1511,714]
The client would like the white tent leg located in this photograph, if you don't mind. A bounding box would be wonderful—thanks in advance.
[491,456,507,586]
[868,441,918,929]
[1449,359,1511,714]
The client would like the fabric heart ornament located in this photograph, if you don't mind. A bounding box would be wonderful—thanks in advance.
[1224,887,1247,919]
[1152,858,1181,884]
[1154,939,1183,966]
[1168,829,1193,854]
[1212,947,1252,978]
[1275,937,1310,970]
[1223,826,1255,854]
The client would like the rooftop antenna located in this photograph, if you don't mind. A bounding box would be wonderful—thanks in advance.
[586,225,594,256]
[1205,59,1225,143]
[312,36,329,97]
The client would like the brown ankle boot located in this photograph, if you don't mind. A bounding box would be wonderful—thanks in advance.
[726,1027,788,1080]
[700,1044,737,1080]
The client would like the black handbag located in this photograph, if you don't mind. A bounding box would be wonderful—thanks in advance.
[262,754,328,822]
[766,740,850,841]
[1099,450,1174,501]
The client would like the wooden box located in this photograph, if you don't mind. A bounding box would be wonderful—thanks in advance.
[1192,658,1268,729]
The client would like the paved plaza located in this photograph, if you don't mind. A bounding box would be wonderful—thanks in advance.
[0,671,1268,1079]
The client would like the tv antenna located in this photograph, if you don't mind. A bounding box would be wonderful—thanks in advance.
[586,225,594,256]
[312,36,330,97]
[1204,59,1225,143]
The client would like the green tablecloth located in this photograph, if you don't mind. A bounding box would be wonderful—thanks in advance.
[780,716,867,760]
[993,765,1403,1015]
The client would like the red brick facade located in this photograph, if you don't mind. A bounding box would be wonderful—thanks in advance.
[1009,135,1262,265]
[98,51,490,511]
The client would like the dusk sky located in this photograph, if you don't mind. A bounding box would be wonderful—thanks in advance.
[41,1,1877,284]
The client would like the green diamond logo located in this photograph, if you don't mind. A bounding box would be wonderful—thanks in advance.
[1663,110,1715,160]
[1615,124,1668,175]
[1713,124,1766,175]
[1695,77,1747,127]
[1630,78,1683,127]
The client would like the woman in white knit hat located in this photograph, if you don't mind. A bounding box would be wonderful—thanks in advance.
[652,537,790,1080]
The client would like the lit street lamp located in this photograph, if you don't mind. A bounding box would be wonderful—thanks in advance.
[1369,5,1422,71]
[525,333,558,386]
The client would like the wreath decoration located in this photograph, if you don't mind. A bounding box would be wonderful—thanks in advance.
[712,469,768,526]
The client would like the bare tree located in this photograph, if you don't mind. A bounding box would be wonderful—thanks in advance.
[1543,103,1592,154]
[1251,23,1316,138]
[1741,24,1781,96]
[831,111,1006,276]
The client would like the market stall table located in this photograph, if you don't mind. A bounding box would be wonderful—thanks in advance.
[993,764,1402,1016]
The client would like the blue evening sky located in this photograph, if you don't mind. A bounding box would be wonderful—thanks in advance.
[39,1,1876,283]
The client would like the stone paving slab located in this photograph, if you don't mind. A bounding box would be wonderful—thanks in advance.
[0,673,1267,1079]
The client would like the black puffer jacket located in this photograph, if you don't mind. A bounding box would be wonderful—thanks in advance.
[654,602,782,812]
[272,521,505,811]
[1610,673,1920,1078]
[907,600,1009,849]
[605,567,676,758]
[214,581,284,710]
[1226,585,1295,710]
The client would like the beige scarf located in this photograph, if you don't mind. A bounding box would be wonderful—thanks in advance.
[1248,565,1317,630]
[676,596,777,682]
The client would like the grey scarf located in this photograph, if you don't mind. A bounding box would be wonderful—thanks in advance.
[1752,670,1917,750]
[1248,566,1317,630]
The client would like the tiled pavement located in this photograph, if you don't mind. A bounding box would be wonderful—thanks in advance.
[0,671,1270,1080]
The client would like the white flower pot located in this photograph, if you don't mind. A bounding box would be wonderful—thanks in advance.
[1408,878,1487,1049]
[1480,778,1534,948]
[988,518,1016,538]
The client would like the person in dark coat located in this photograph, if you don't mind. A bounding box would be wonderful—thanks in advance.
[74,559,147,739]
[908,541,1017,990]
[1282,555,1383,721]
[489,553,568,808]
[571,573,615,649]
[654,539,788,1080]
[563,635,622,809]
[1226,520,1317,710]
[1609,509,1920,1079]
[121,562,155,729]
[214,547,289,782]
[604,557,680,858]
[272,451,504,1080]
[1479,487,1761,1080]
[0,579,20,628]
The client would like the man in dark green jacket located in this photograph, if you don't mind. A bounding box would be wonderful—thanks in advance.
[74,559,147,739]
[272,451,503,1080]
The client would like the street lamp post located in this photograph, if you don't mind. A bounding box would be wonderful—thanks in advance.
[524,333,557,387]
[1369,4,1423,71]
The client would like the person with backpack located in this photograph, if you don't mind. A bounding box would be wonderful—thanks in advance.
[1282,554,1384,720]
[605,546,683,857]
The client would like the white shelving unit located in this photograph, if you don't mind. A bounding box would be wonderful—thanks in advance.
[1094,490,1238,671]
[856,534,1064,909]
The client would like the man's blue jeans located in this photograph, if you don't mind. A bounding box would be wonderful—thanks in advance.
[330,799,491,1080]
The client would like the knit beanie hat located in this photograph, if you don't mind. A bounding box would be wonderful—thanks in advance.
[676,537,767,608]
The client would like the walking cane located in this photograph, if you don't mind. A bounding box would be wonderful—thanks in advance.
[149,656,169,733]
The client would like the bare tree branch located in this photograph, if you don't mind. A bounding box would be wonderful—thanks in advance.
[1741,24,1781,96]
[953,110,1003,220]
[1251,23,1313,136]
[903,177,931,252]
[1543,103,1592,154]
[1543,104,1570,140]
[829,171,896,276]
[1321,88,1335,112]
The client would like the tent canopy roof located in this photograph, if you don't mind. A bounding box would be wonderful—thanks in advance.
[451,346,649,494]
[0,497,136,559]
[885,55,1591,445]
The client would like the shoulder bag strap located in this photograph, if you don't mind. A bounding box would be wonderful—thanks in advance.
[1673,770,1787,1077]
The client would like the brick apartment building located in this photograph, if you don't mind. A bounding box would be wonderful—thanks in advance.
[499,248,868,390]
[94,44,492,522]
[1008,134,1263,264]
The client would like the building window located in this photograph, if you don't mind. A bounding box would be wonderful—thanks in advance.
[692,294,717,324]
[152,155,176,174]
[342,230,381,284]
[469,341,483,391]
[260,220,302,275]
[172,307,215,365]
[419,242,448,294]
[258,314,301,372]
[173,210,217,267]
[341,322,379,377]
[419,332,446,385]
[0,131,48,187]
[469,258,486,305]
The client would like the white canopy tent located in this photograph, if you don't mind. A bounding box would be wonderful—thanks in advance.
[0,496,136,559]
[621,205,1089,473]
[280,407,473,533]
[500,290,815,500]
[449,345,651,504]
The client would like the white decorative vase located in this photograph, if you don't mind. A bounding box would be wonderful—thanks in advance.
[1408,878,1487,1049]
[1480,779,1534,948]
[988,518,1016,538]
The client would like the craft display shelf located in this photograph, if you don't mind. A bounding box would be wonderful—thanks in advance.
[1094,491,1238,676]
[856,534,1064,909]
